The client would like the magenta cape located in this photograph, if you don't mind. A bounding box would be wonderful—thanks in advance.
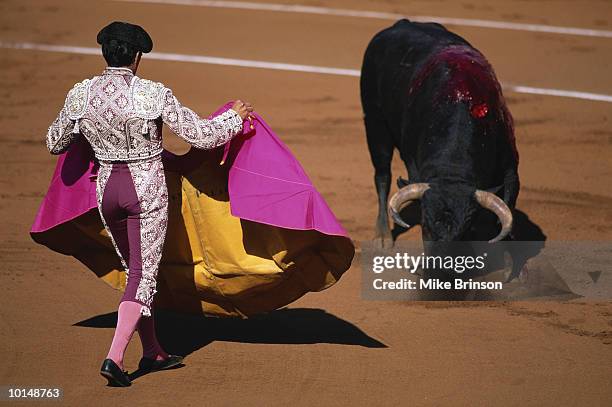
[31,102,350,237]
[30,102,354,318]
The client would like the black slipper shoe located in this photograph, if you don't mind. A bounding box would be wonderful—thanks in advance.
[100,358,131,387]
[138,354,184,372]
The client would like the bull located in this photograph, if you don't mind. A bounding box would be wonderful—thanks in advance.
[360,19,519,248]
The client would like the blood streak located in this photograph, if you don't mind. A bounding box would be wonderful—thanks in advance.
[407,45,518,163]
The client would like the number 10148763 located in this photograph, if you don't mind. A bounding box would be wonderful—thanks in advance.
[2,387,62,400]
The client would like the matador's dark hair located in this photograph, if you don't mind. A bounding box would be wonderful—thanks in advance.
[101,39,139,67]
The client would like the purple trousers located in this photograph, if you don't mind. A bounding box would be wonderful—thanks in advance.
[95,156,168,317]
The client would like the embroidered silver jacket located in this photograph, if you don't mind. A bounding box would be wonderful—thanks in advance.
[46,67,244,161]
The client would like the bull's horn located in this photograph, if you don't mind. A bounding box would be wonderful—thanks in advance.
[474,190,513,243]
[388,183,430,228]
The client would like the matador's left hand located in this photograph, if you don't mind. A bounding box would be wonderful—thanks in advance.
[231,100,254,120]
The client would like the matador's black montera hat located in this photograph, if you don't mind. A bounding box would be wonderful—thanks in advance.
[97,21,153,53]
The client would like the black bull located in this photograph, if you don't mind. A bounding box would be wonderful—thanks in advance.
[360,19,520,248]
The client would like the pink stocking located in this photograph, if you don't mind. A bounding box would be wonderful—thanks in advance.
[137,307,169,361]
[106,301,143,371]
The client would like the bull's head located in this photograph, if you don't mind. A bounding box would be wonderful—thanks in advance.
[388,183,512,242]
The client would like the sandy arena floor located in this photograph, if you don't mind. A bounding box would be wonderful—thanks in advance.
[0,0,611,405]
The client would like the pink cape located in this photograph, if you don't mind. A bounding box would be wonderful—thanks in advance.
[31,101,351,238]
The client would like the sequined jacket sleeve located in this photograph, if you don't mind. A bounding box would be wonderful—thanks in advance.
[46,104,77,155]
[161,88,243,150]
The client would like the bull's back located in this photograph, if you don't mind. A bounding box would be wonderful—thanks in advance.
[360,19,471,125]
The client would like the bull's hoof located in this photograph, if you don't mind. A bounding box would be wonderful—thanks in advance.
[518,264,530,284]
[373,231,394,249]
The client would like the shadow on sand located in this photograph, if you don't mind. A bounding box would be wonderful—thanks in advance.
[75,307,386,381]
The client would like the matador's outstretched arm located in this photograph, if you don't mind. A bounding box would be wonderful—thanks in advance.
[161,89,243,150]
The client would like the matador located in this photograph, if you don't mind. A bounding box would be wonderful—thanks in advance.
[45,21,253,386]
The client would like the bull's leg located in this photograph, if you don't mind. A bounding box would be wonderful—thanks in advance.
[365,112,395,249]
[374,171,392,249]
